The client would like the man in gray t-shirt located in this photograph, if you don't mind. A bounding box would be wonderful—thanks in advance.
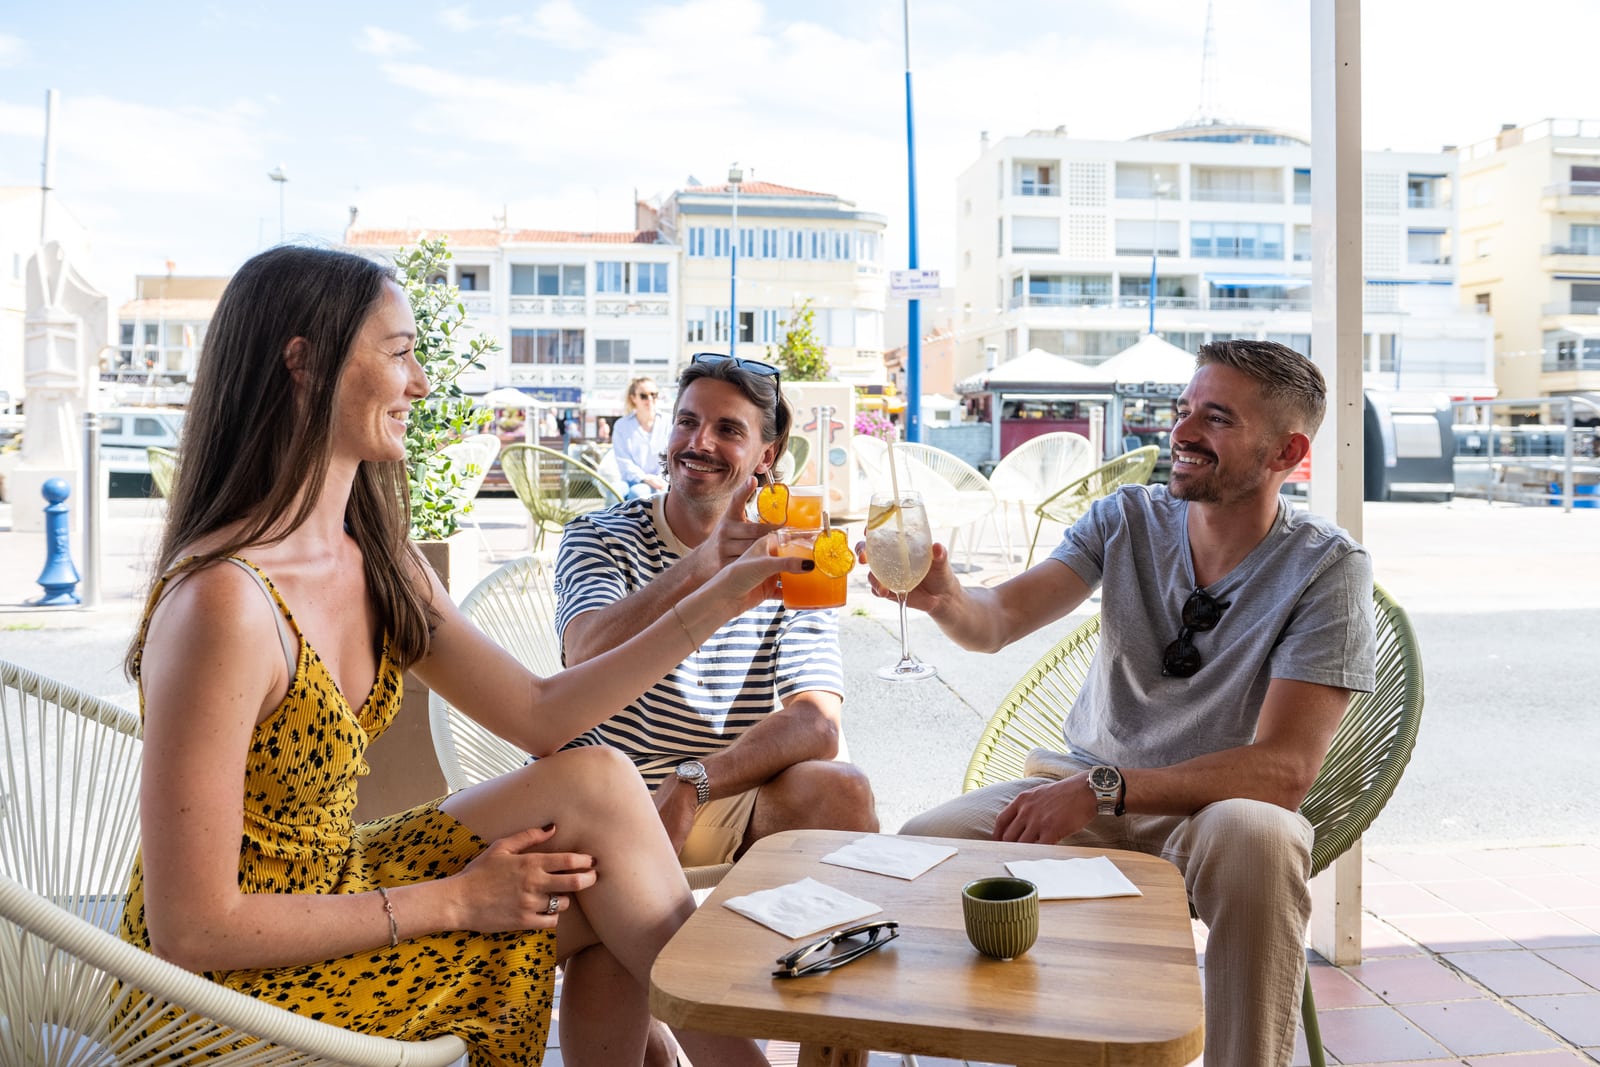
[889,340,1374,1067]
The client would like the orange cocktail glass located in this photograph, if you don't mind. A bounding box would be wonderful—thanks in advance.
[776,486,846,609]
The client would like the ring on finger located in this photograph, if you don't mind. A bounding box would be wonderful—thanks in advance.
[544,894,561,916]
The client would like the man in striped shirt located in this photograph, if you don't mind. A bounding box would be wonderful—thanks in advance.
[555,353,877,872]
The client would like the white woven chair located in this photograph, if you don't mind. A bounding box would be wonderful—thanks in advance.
[439,432,502,559]
[0,659,468,1067]
[986,432,1095,568]
[428,558,734,891]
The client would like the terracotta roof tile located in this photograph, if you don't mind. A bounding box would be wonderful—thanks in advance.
[344,228,660,248]
[683,180,833,198]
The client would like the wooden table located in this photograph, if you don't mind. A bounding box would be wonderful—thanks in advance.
[650,828,1203,1067]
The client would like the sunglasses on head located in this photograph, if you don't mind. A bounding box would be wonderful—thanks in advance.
[690,351,782,390]
[772,920,900,979]
[1161,587,1231,678]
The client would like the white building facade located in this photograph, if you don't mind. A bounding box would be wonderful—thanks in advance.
[346,227,680,421]
[655,181,888,384]
[1457,118,1600,406]
[953,125,1495,399]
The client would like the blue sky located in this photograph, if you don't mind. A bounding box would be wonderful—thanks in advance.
[1,0,1594,308]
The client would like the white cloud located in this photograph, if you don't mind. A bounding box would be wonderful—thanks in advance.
[0,34,23,68]
[355,26,420,57]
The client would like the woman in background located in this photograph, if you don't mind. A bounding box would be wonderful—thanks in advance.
[612,375,670,499]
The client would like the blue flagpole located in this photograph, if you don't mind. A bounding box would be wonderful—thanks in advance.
[903,0,923,443]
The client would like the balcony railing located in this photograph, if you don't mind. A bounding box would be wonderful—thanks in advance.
[1542,353,1600,372]
[1190,188,1282,203]
[459,292,493,314]
[1542,243,1600,257]
[1010,244,1061,255]
[1542,182,1600,198]
[509,296,548,315]
[1013,182,1060,197]
[1008,293,1114,309]
[1114,295,1201,310]
[1208,296,1312,312]
[1543,301,1600,316]
[1113,246,1181,258]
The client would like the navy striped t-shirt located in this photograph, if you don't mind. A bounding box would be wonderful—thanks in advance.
[553,496,845,789]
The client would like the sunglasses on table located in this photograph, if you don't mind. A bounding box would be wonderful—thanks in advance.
[690,351,783,390]
[1161,586,1231,678]
[772,920,900,979]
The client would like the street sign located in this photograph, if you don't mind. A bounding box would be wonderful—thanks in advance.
[889,268,941,298]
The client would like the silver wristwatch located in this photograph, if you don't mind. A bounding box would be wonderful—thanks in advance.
[1088,765,1124,817]
[675,760,710,807]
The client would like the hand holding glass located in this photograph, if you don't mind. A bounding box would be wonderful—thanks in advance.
[865,491,937,681]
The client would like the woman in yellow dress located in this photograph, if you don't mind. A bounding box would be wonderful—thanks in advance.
[119,245,797,1066]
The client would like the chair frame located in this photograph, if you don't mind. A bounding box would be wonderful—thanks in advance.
[1,659,467,1067]
[428,558,733,891]
[987,432,1095,568]
[499,442,623,555]
[1027,445,1160,566]
[962,585,1424,1067]
[146,445,178,500]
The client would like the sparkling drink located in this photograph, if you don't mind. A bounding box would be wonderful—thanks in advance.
[865,509,932,594]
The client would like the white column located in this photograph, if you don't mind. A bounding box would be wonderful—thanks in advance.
[1308,0,1365,966]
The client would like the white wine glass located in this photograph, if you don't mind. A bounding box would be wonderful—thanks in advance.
[866,490,938,682]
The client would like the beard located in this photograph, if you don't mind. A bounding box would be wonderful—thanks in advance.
[1168,441,1272,504]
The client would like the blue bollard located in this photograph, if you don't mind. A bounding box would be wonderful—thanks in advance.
[34,477,81,606]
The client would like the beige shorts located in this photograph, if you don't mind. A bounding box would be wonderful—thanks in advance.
[679,787,761,868]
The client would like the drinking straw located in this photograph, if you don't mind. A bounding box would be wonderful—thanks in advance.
[882,433,911,575]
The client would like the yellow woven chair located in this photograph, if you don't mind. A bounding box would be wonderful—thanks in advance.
[499,442,622,554]
[427,557,734,891]
[0,660,467,1067]
[963,585,1424,1067]
[146,445,179,499]
[1026,445,1159,566]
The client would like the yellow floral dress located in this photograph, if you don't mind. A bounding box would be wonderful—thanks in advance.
[119,558,555,1066]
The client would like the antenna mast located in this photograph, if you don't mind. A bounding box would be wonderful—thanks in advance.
[1191,0,1223,127]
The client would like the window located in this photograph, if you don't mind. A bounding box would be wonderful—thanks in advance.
[1190,221,1284,260]
[1475,292,1491,314]
[1474,236,1493,259]
[1113,219,1178,257]
[687,228,708,257]
[511,264,584,296]
[1010,216,1060,254]
[596,262,626,293]
[737,311,754,344]
[1572,225,1600,255]
[1293,225,1312,262]
[1407,173,1447,209]
[1406,229,1449,265]
[1294,169,1311,205]
[457,270,478,291]
[595,339,630,363]
[686,308,707,343]
[511,328,585,364]
[1015,161,1057,197]
[637,262,668,293]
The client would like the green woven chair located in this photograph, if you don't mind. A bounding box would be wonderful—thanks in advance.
[146,445,179,499]
[427,557,733,892]
[1026,445,1159,566]
[963,584,1424,1067]
[499,442,623,554]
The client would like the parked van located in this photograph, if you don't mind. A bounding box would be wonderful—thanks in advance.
[101,407,185,496]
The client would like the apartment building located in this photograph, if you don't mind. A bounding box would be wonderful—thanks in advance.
[115,273,228,386]
[345,227,679,422]
[653,180,888,384]
[1458,118,1600,405]
[953,123,1494,398]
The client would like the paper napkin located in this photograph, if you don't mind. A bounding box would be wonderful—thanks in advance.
[722,877,882,939]
[1004,855,1143,900]
[820,834,959,880]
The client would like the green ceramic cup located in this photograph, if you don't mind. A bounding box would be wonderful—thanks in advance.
[961,876,1039,960]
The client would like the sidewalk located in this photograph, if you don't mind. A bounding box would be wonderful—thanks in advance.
[2,493,1598,1064]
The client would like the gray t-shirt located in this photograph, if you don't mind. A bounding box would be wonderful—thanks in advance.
[1048,485,1375,770]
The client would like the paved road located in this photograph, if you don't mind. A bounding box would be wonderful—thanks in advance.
[3,495,1596,851]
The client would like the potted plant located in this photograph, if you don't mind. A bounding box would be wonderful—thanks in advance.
[396,237,498,550]
[357,237,497,820]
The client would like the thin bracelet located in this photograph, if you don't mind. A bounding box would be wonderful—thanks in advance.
[670,602,698,652]
[375,885,399,948]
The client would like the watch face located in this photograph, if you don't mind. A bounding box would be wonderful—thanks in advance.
[676,760,706,781]
[1089,766,1120,792]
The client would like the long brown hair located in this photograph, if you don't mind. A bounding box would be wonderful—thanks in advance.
[125,245,436,677]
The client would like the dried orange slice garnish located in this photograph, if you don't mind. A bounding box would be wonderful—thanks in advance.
[811,528,856,578]
[755,482,789,524]
[865,502,900,531]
